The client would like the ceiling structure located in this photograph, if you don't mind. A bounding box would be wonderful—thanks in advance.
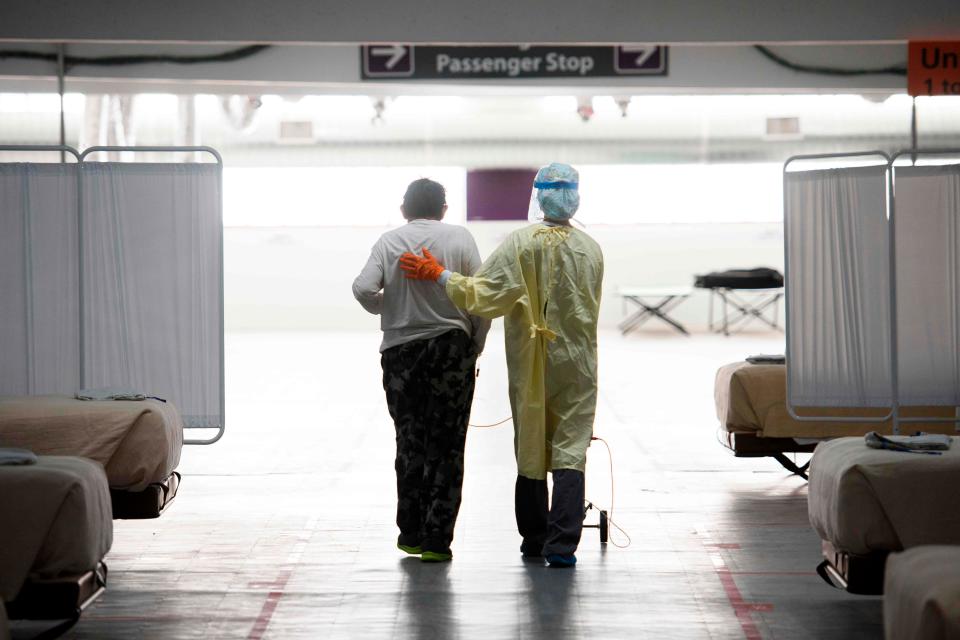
[2,0,956,95]
[0,42,916,95]
[1,0,958,45]
[1,0,956,163]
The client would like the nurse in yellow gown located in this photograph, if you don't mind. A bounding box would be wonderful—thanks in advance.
[400,163,603,566]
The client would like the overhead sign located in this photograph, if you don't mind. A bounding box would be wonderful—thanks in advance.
[360,45,668,81]
[614,46,666,74]
[908,41,960,96]
[363,45,414,77]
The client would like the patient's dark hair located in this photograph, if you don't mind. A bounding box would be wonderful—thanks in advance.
[402,178,446,220]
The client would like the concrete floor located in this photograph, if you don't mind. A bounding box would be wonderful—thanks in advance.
[14,329,883,639]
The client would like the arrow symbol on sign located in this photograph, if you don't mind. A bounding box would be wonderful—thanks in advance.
[620,46,657,67]
[371,45,408,69]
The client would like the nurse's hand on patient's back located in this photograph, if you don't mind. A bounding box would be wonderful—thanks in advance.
[400,248,445,281]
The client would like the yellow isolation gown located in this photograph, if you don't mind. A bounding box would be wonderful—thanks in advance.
[444,223,604,480]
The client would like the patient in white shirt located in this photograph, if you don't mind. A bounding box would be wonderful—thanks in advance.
[351,178,489,562]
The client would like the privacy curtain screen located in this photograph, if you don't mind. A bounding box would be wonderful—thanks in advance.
[0,164,81,396]
[82,163,223,427]
[893,164,960,406]
[0,161,223,430]
[785,165,892,408]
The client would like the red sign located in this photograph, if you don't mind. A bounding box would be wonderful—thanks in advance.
[908,41,960,96]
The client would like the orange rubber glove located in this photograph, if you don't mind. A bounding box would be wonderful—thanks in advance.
[399,248,446,281]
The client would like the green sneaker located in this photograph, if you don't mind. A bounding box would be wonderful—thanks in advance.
[397,543,422,555]
[420,551,453,563]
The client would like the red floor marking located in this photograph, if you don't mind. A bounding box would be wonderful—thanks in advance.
[246,517,318,640]
[248,571,292,640]
[697,529,773,640]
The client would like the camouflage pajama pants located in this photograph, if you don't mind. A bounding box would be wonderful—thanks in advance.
[381,329,477,555]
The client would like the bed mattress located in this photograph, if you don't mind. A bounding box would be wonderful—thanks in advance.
[0,395,182,491]
[0,456,112,602]
[716,361,956,439]
[884,546,960,640]
[808,437,960,556]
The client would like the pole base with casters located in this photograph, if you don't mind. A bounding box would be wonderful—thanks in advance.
[582,501,609,544]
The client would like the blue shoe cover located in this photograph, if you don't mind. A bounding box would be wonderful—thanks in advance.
[546,554,577,567]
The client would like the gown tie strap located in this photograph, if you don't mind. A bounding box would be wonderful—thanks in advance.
[530,324,558,341]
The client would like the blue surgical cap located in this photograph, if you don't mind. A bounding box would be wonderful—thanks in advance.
[535,163,580,220]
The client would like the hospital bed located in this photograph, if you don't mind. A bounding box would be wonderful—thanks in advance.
[808,437,960,596]
[0,395,183,519]
[884,546,960,640]
[715,361,817,476]
[0,455,112,637]
[714,361,956,478]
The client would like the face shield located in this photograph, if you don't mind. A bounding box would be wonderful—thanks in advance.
[527,163,581,223]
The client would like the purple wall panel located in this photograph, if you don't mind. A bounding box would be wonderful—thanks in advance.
[466,168,537,221]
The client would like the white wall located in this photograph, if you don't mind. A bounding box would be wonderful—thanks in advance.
[224,222,785,333]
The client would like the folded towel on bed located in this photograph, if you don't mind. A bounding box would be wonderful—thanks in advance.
[0,448,38,466]
[77,387,146,401]
[865,431,951,454]
[746,354,785,365]
[76,387,165,402]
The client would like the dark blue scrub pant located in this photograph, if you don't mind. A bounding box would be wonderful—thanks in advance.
[515,469,585,557]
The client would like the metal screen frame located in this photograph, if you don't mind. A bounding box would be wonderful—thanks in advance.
[80,146,225,445]
[784,149,960,435]
[783,151,896,427]
[884,148,960,432]
[0,145,83,389]
[0,145,225,445]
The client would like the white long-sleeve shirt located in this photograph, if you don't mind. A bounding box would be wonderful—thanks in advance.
[352,219,491,353]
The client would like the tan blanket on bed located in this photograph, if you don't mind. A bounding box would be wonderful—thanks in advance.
[716,361,956,439]
[0,456,113,602]
[0,396,182,491]
[885,546,960,640]
[808,437,960,556]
